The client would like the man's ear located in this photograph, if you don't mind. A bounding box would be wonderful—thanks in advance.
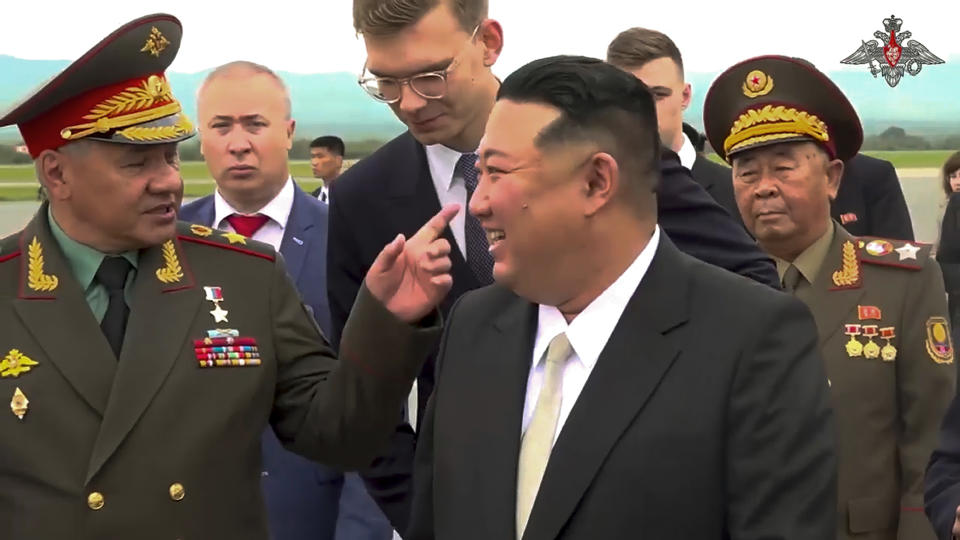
[583,152,618,217]
[479,19,504,66]
[286,119,296,151]
[36,149,71,201]
[826,157,844,201]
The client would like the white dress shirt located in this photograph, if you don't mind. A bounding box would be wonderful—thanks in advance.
[424,143,471,258]
[213,176,295,251]
[521,226,661,447]
[677,132,697,171]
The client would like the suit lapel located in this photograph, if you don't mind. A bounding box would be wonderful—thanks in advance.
[278,184,313,283]
[471,295,539,537]
[806,226,866,347]
[523,237,689,540]
[11,208,117,416]
[387,133,477,297]
[86,236,200,482]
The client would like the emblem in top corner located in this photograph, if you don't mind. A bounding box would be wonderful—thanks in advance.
[841,15,944,87]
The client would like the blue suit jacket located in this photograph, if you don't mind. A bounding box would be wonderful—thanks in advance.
[179,183,349,540]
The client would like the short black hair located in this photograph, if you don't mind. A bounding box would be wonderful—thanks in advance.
[310,136,345,156]
[496,55,661,194]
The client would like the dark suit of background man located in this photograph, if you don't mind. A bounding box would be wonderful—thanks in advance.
[332,1,777,533]
[0,13,459,540]
[606,27,742,227]
[310,136,345,203]
[178,61,393,540]
[832,153,915,241]
[704,54,953,540]
[406,54,837,540]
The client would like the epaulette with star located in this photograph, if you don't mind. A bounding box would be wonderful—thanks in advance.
[175,221,275,262]
[857,237,929,270]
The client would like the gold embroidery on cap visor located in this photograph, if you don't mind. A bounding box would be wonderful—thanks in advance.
[59,75,184,141]
[724,105,830,157]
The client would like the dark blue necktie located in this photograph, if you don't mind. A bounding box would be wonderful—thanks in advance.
[456,153,494,285]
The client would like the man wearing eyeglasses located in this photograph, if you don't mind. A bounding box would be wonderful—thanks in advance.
[328,1,780,535]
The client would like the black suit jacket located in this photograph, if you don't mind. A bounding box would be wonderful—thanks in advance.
[831,153,914,240]
[407,235,837,540]
[327,131,778,533]
[690,153,743,227]
[925,393,960,538]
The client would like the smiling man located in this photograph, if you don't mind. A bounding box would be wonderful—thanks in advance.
[405,55,837,540]
[704,55,954,540]
[331,2,779,532]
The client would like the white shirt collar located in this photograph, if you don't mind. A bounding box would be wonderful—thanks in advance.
[677,132,697,170]
[213,176,295,230]
[425,143,472,192]
[533,225,661,371]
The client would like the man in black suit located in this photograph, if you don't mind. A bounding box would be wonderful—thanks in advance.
[832,153,915,240]
[607,27,741,226]
[406,55,837,540]
[332,0,778,532]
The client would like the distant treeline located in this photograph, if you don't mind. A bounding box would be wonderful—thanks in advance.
[2,128,960,165]
[0,138,390,165]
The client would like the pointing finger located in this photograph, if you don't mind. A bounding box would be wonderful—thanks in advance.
[412,204,460,244]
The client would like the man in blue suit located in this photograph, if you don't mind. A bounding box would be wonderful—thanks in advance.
[180,60,393,540]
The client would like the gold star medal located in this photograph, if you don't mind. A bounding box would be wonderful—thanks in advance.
[844,324,864,357]
[879,327,897,362]
[862,325,881,359]
[204,286,229,323]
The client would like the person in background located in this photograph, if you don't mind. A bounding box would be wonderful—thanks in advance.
[935,151,960,350]
[831,153,915,241]
[705,54,954,540]
[606,27,741,226]
[179,61,393,540]
[310,136,345,203]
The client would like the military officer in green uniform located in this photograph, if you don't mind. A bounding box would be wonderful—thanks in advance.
[703,55,955,540]
[0,13,459,540]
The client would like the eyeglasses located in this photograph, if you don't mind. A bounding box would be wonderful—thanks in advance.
[358,25,480,104]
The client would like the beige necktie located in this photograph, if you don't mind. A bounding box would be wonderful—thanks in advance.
[516,332,572,538]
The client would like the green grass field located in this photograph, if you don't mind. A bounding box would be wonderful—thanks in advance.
[0,151,952,201]
[0,160,324,201]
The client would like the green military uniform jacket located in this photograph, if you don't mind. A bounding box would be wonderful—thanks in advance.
[0,205,439,540]
[778,222,955,540]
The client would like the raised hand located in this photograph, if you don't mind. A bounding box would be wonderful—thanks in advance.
[365,204,460,323]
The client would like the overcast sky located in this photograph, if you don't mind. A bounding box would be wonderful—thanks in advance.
[2,1,958,80]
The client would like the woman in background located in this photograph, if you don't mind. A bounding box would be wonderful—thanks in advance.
[935,150,960,346]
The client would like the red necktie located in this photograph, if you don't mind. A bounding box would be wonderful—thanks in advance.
[225,213,270,238]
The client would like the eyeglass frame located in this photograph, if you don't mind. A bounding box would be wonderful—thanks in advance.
[357,24,481,104]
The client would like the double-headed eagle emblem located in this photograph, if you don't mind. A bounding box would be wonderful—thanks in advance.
[841,15,944,87]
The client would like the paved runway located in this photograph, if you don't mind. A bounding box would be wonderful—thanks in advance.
[0,170,947,244]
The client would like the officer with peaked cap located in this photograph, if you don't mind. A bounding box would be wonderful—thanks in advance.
[0,13,458,540]
[704,55,954,540]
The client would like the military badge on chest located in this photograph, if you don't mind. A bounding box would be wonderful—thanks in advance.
[844,306,897,362]
[193,287,262,368]
[2,349,39,420]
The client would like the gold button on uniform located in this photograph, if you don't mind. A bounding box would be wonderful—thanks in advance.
[87,492,105,510]
[169,483,185,501]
